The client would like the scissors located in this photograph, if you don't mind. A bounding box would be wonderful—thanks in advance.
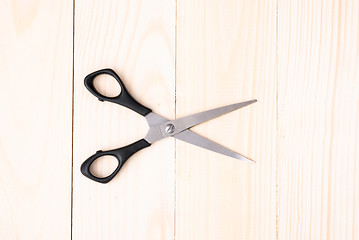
[81,69,257,184]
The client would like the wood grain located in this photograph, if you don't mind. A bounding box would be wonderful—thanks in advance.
[2,0,359,239]
[175,0,277,239]
[278,0,359,239]
[0,0,73,239]
[73,0,175,239]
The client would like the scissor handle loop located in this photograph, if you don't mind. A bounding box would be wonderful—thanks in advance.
[84,68,151,116]
[81,139,151,184]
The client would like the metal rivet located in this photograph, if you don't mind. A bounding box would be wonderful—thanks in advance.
[165,124,175,134]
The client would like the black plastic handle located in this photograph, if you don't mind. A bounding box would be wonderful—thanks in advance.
[81,139,151,184]
[84,68,152,116]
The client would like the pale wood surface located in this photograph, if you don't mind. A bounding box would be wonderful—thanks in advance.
[0,0,73,239]
[1,0,359,239]
[278,0,359,239]
[176,0,276,239]
[72,0,175,239]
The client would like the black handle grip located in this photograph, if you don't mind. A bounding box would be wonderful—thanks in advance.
[84,69,152,116]
[81,139,151,184]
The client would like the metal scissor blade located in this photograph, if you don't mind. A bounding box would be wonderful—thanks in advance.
[144,112,171,143]
[167,100,257,136]
[173,129,254,163]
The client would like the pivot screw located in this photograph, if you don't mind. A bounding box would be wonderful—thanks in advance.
[165,124,175,134]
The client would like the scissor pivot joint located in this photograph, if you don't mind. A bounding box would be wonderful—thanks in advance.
[165,123,175,134]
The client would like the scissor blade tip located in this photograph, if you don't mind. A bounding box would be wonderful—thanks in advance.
[235,154,255,163]
[243,158,255,164]
[239,99,257,105]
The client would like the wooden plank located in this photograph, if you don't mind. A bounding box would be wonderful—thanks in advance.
[278,0,359,239]
[0,0,73,239]
[73,0,175,239]
[175,0,277,239]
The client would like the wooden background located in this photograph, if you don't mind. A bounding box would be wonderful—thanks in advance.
[0,0,358,239]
